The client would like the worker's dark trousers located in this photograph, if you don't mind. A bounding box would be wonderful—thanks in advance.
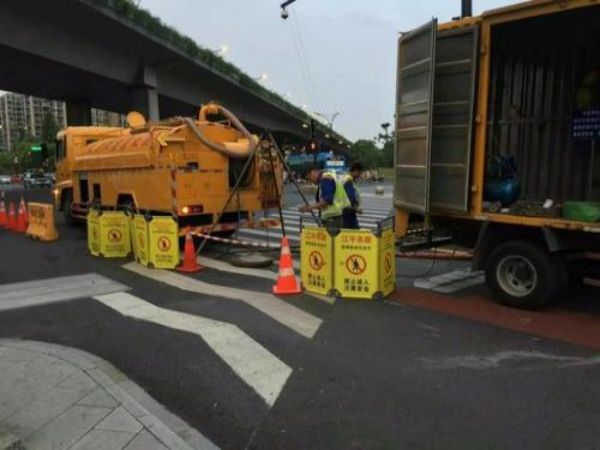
[342,209,360,229]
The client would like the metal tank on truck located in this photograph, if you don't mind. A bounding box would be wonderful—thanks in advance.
[394,0,600,308]
[53,103,283,236]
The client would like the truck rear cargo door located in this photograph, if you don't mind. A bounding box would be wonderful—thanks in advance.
[395,19,437,213]
[430,27,479,212]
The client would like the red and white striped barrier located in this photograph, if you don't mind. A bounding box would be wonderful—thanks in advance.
[190,232,289,249]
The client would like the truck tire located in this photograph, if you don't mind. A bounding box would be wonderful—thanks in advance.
[484,240,560,309]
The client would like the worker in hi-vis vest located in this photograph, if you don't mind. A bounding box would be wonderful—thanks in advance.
[342,163,364,229]
[300,168,350,229]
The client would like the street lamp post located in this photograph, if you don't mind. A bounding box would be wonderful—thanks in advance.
[313,111,340,130]
[254,73,268,83]
[213,44,229,56]
[381,122,391,140]
[280,0,297,19]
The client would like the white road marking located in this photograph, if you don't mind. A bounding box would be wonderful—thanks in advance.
[280,210,389,222]
[303,292,336,305]
[93,292,291,407]
[229,202,392,247]
[200,257,277,281]
[360,193,393,200]
[419,351,585,370]
[414,270,485,293]
[0,274,129,312]
[123,263,322,339]
[583,277,600,288]
[433,275,485,293]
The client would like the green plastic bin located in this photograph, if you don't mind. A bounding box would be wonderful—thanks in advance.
[563,201,600,222]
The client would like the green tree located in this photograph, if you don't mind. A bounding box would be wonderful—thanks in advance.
[41,113,59,171]
[41,113,59,145]
[381,139,394,168]
[0,151,13,173]
[14,137,38,172]
[349,139,382,169]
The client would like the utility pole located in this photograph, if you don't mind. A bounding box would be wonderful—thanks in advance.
[462,0,472,17]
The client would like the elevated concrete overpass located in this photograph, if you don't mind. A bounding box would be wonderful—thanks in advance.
[0,0,350,151]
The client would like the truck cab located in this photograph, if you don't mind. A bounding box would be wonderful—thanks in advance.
[54,126,127,222]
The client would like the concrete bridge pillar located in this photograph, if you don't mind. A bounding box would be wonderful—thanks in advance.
[66,100,92,126]
[130,63,159,121]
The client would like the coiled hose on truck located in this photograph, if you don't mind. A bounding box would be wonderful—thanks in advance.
[179,103,259,160]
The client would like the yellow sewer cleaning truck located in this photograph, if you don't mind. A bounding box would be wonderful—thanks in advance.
[54,103,282,235]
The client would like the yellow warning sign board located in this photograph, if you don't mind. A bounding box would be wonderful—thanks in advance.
[132,215,150,266]
[300,226,333,296]
[148,216,179,269]
[98,211,131,258]
[87,209,100,256]
[334,230,379,300]
[379,227,396,297]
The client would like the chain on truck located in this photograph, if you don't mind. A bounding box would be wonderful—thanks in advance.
[53,103,282,237]
[394,0,600,309]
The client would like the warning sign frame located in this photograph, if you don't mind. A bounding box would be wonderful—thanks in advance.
[300,225,334,296]
[131,214,150,266]
[147,216,179,269]
[299,217,397,300]
[88,210,131,258]
[378,226,396,298]
[334,229,380,300]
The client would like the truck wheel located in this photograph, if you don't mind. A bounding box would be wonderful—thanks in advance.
[485,240,559,309]
[62,190,75,226]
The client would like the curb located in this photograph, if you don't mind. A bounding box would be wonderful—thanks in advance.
[0,339,218,450]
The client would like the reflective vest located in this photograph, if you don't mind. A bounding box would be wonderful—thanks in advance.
[342,174,361,209]
[320,171,351,220]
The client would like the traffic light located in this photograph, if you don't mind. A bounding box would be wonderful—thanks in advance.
[29,143,47,167]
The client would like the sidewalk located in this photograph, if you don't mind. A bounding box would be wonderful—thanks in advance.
[0,340,217,450]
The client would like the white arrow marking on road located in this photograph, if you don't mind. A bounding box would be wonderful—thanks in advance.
[414,270,485,293]
[93,292,291,407]
[200,257,277,281]
[123,262,322,339]
[0,274,129,312]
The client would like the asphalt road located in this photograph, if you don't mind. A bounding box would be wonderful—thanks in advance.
[1,186,600,450]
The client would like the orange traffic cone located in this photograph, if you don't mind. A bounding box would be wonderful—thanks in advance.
[6,202,16,231]
[0,200,6,228]
[177,233,203,273]
[273,236,301,295]
[19,197,28,226]
[15,200,27,233]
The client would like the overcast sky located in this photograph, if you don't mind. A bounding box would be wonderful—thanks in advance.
[137,0,516,141]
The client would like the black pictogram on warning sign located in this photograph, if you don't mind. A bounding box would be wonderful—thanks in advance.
[108,229,122,242]
[384,252,392,274]
[157,236,171,252]
[309,251,324,270]
[346,254,366,275]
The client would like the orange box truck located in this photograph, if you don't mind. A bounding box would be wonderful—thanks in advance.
[394,0,600,308]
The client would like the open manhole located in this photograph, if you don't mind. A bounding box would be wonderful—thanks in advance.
[226,253,274,268]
